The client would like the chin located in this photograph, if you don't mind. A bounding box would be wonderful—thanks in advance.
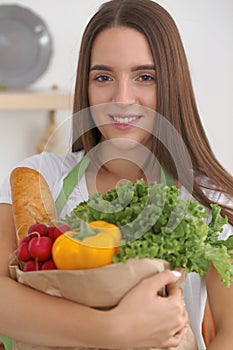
[108,137,141,150]
[102,137,153,160]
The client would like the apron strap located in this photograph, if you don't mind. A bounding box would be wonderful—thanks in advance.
[0,335,12,350]
[161,163,174,186]
[55,155,174,215]
[55,154,90,215]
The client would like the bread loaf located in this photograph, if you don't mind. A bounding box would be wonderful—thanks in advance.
[10,167,57,242]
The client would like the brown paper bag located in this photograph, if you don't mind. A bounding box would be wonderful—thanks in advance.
[9,258,197,350]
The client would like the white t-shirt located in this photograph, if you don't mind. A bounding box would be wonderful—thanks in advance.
[0,151,232,350]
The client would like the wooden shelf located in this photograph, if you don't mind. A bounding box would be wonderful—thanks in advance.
[0,89,74,111]
[0,89,74,153]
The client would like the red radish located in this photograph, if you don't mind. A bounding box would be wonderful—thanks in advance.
[19,236,32,245]
[52,228,63,240]
[28,236,53,261]
[48,226,57,240]
[57,224,71,233]
[23,260,42,272]
[48,224,70,240]
[17,242,31,262]
[41,259,57,270]
[28,223,48,237]
[19,233,38,246]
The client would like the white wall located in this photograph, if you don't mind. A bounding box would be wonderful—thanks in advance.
[0,0,232,186]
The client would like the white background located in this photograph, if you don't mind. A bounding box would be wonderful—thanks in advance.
[0,0,232,186]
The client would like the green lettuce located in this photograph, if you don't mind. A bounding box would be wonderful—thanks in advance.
[64,179,233,287]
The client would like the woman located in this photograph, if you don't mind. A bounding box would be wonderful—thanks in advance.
[0,0,232,349]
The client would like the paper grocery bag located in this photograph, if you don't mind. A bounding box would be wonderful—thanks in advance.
[9,258,197,350]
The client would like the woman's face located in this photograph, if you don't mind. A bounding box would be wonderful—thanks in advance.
[88,26,156,149]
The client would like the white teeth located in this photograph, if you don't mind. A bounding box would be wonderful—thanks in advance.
[112,116,138,123]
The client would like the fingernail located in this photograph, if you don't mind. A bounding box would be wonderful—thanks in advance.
[171,270,182,278]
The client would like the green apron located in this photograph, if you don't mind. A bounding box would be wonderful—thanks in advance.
[55,155,173,215]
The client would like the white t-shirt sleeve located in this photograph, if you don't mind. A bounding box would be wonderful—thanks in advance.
[0,151,85,207]
[0,176,12,204]
[0,153,58,205]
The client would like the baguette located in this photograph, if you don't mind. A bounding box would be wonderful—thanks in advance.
[10,167,57,242]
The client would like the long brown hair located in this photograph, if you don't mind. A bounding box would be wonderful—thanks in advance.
[72,0,233,224]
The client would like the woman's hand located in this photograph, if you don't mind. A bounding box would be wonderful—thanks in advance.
[111,269,188,348]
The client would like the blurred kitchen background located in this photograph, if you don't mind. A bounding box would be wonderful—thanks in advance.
[0,0,232,186]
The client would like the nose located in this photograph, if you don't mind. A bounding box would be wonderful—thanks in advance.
[112,80,136,104]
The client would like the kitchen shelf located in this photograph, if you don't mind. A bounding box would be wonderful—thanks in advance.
[0,88,74,153]
[0,89,73,111]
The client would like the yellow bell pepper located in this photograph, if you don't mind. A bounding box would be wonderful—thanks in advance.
[52,220,121,270]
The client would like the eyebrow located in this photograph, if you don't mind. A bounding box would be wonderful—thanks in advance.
[89,64,155,72]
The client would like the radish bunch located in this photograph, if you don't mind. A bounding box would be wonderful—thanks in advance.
[17,223,70,271]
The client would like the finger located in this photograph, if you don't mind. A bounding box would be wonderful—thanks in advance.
[183,304,189,322]
[176,325,188,336]
[167,294,189,330]
[171,325,189,345]
[164,325,188,349]
[166,282,183,299]
[141,269,182,294]
[168,308,189,340]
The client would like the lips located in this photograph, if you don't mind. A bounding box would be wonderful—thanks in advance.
[109,114,142,129]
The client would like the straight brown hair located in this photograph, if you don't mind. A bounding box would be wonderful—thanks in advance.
[72,0,233,225]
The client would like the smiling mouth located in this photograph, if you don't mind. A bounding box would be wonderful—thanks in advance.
[110,114,142,124]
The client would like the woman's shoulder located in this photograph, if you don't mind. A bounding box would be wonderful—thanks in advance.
[0,150,85,204]
[12,150,84,180]
[14,150,84,170]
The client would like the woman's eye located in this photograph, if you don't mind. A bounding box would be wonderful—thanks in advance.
[138,74,154,82]
[94,75,112,82]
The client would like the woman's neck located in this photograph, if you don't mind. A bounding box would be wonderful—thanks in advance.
[86,144,160,194]
[101,159,147,182]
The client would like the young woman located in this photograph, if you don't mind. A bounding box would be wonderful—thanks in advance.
[0,1,232,349]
